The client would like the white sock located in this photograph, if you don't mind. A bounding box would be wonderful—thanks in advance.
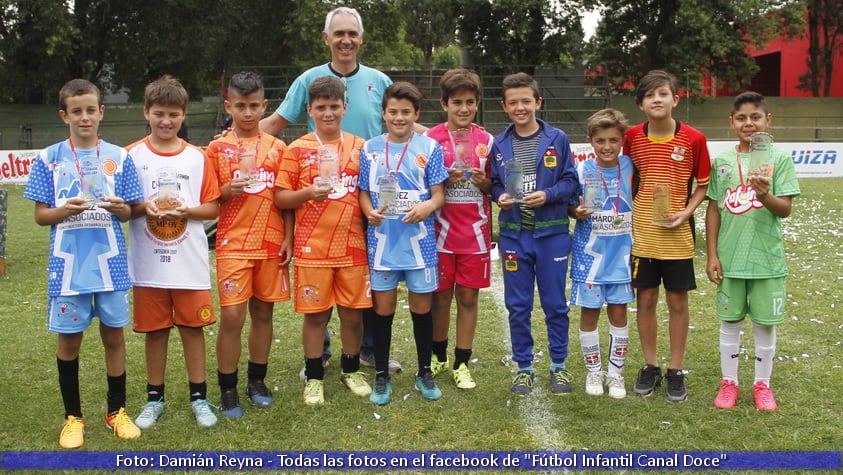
[579,328,601,373]
[607,323,629,375]
[720,320,744,384]
[753,321,777,385]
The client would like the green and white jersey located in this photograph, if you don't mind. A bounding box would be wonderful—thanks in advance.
[707,144,800,279]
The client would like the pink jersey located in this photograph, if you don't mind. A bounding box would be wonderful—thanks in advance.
[426,123,493,254]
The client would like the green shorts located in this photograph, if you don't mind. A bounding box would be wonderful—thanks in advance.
[715,276,786,325]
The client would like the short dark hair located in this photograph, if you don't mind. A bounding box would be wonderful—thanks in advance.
[440,68,482,103]
[144,75,189,111]
[731,91,769,115]
[635,69,678,106]
[308,76,346,104]
[228,71,264,98]
[586,108,629,138]
[501,72,540,101]
[59,79,101,111]
[383,81,423,112]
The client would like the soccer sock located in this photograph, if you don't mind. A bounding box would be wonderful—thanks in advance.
[607,323,629,375]
[432,339,448,362]
[57,357,82,419]
[247,361,268,382]
[106,372,127,415]
[305,357,324,381]
[550,361,566,372]
[454,347,472,369]
[720,320,744,384]
[372,312,394,379]
[188,381,207,402]
[411,311,434,376]
[517,362,534,373]
[579,328,601,373]
[146,383,165,402]
[217,369,238,391]
[340,353,361,374]
[753,321,777,385]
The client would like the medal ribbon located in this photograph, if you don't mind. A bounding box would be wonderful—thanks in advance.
[596,161,621,218]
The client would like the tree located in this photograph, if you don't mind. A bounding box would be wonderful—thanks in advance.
[586,0,804,94]
[402,0,457,71]
[800,0,843,96]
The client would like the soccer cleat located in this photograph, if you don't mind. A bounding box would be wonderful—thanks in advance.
[247,379,273,407]
[752,381,778,411]
[714,379,739,409]
[550,367,573,395]
[430,354,449,377]
[369,376,392,406]
[134,400,164,430]
[303,379,325,406]
[634,364,663,396]
[360,352,403,374]
[665,368,688,402]
[341,371,372,397]
[510,371,534,396]
[105,408,141,440]
[219,388,243,419]
[59,416,85,449]
[188,399,217,428]
[452,363,476,389]
[585,371,605,396]
[606,373,626,399]
[415,372,443,400]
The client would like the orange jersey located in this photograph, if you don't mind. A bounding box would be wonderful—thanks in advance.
[624,121,711,259]
[276,132,367,268]
[206,132,288,260]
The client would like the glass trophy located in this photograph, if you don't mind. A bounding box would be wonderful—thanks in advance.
[452,128,472,179]
[238,144,258,186]
[749,132,774,178]
[79,158,105,207]
[652,184,672,225]
[503,160,524,203]
[582,170,604,213]
[377,174,397,218]
[156,168,179,211]
[318,145,342,192]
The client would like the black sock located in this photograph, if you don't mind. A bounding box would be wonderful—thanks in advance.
[189,381,207,401]
[341,353,361,374]
[432,339,448,362]
[217,369,238,391]
[454,347,473,369]
[106,372,127,415]
[373,312,394,379]
[247,361,267,382]
[57,357,82,419]
[146,383,165,403]
[305,357,324,381]
[411,311,433,376]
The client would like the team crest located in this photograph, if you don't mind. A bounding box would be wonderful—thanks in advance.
[613,345,628,357]
[670,146,687,161]
[198,306,214,322]
[476,143,489,158]
[101,158,118,176]
[415,153,427,168]
[504,250,518,272]
[543,147,558,168]
[299,285,322,302]
[220,278,243,295]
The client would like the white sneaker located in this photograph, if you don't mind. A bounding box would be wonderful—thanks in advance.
[585,371,605,396]
[359,352,402,374]
[606,373,627,399]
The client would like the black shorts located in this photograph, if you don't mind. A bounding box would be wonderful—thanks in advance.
[630,256,697,291]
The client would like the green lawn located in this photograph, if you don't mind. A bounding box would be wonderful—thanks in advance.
[0,180,841,474]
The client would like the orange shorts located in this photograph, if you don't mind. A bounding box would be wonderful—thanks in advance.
[132,287,216,332]
[217,258,291,307]
[293,264,371,314]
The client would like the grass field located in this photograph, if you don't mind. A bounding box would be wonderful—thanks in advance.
[0,180,841,474]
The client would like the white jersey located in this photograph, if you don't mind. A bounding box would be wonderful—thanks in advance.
[127,138,220,289]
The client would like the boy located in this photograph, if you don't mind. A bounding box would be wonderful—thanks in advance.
[705,91,799,411]
[127,75,220,429]
[426,69,494,389]
[206,71,293,418]
[275,76,372,405]
[358,82,448,405]
[568,109,634,399]
[490,72,579,396]
[23,79,143,448]
[623,69,711,402]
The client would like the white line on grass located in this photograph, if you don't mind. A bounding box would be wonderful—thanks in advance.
[488,270,571,452]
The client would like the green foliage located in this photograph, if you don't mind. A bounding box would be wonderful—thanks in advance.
[402,0,457,70]
[798,0,843,96]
